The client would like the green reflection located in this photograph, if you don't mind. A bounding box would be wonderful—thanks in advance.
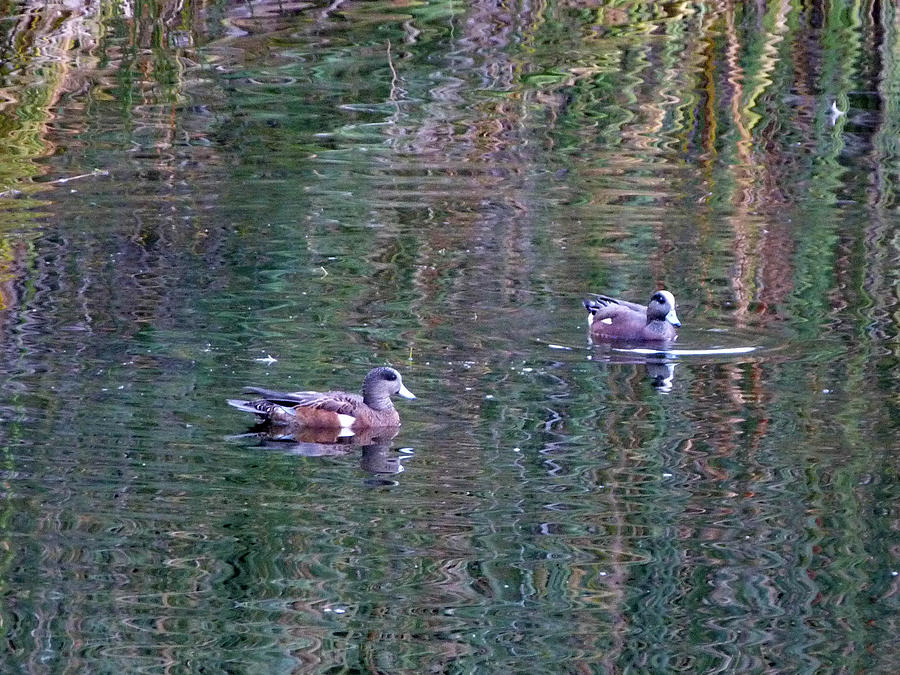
[0,1,896,673]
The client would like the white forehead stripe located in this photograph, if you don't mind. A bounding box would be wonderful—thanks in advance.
[659,290,675,305]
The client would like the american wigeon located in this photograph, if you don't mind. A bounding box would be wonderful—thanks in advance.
[583,290,681,341]
[228,366,415,429]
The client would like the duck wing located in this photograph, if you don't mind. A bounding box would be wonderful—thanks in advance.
[586,294,647,313]
[584,301,633,322]
[242,387,362,415]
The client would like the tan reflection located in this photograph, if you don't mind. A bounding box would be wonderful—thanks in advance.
[233,424,407,475]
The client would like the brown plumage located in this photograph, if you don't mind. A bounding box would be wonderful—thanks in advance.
[583,290,681,341]
[228,367,415,430]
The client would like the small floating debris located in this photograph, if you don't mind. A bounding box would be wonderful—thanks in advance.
[48,168,110,185]
[254,354,278,365]
[829,100,846,125]
[534,338,575,351]
[2,169,109,198]
[613,346,759,356]
[247,75,297,86]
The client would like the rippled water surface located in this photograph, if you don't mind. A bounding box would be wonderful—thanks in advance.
[1,1,898,672]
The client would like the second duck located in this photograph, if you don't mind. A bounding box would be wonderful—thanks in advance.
[583,290,681,341]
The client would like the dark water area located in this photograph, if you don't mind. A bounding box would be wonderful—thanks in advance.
[0,1,897,672]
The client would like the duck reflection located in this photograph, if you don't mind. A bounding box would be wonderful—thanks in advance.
[589,346,677,393]
[644,355,675,392]
[229,425,409,475]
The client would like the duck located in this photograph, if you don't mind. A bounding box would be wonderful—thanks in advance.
[227,366,415,430]
[583,289,681,341]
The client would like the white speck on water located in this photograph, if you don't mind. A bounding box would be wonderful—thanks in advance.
[485,394,494,400]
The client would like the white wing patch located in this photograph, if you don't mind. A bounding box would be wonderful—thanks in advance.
[336,413,356,428]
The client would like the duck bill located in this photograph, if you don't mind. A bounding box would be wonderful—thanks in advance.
[666,308,681,327]
[398,384,416,399]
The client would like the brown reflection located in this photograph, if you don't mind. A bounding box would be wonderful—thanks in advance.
[0,240,27,312]
[0,239,28,367]
[0,0,229,343]
[231,424,407,476]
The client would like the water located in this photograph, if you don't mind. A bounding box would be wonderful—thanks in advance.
[0,1,897,672]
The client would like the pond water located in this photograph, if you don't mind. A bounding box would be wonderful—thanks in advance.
[1,1,898,672]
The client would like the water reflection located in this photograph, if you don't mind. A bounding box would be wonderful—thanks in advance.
[588,337,761,393]
[0,0,897,673]
[229,425,409,476]
[588,347,677,393]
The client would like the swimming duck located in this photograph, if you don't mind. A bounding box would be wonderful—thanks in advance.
[583,290,681,341]
[228,366,415,429]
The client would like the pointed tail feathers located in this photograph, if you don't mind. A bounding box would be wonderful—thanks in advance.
[227,398,296,423]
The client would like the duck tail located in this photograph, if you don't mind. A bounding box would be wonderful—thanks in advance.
[583,297,602,314]
[227,399,265,415]
[227,398,297,424]
[584,294,619,314]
